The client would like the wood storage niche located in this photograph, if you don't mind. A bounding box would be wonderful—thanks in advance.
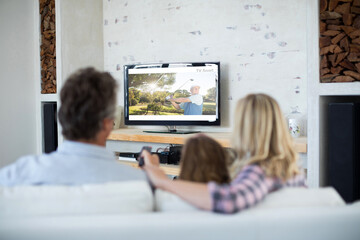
[320,0,360,83]
[40,0,56,93]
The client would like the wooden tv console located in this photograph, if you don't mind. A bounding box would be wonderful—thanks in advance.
[108,128,307,152]
[108,128,307,176]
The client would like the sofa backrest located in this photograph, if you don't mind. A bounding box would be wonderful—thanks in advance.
[0,182,346,217]
[155,187,345,212]
[0,181,153,217]
[155,189,198,212]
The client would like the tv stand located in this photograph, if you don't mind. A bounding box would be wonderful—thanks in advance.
[108,128,307,153]
[143,126,200,134]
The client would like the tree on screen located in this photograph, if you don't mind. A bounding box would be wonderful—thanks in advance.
[139,92,151,103]
[173,89,191,98]
[146,102,163,115]
[129,88,141,106]
[204,87,216,102]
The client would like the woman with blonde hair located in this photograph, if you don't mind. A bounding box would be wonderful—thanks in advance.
[178,134,230,184]
[142,93,306,214]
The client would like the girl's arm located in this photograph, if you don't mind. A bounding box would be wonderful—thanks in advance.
[209,165,271,213]
[142,151,212,210]
[142,152,272,214]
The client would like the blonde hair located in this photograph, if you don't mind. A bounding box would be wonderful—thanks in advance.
[230,93,300,181]
[179,134,230,184]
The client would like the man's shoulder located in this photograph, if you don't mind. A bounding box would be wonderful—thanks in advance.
[11,154,42,167]
[0,154,43,186]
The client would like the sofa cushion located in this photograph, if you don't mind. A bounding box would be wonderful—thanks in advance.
[155,187,345,212]
[0,181,153,217]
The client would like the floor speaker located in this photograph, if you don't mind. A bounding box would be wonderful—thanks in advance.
[328,102,360,203]
[43,102,58,153]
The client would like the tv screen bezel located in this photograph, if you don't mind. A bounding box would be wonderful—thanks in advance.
[123,62,221,126]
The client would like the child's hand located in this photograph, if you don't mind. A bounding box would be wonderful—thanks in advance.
[141,151,168,188]
[141,150,159,166]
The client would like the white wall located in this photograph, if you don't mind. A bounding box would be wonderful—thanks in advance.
[0,0,104,168]
[103,0,308,132]
[53,0,103,145]
[0,0,38,167]
[60,0,104,81]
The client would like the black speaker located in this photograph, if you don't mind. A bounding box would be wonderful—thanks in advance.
[328,102,360,203]
[43,102,58,153]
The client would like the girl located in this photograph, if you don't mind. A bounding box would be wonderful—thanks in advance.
[178,134,230,184]
[142,93,306,214]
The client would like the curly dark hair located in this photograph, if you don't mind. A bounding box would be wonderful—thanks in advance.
[58,67,118,141]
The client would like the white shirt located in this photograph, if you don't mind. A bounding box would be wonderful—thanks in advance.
[185,94,203,106]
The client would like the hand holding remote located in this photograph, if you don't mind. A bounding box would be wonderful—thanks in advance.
[138,146,152,167]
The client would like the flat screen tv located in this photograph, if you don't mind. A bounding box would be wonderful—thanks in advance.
[123,62,220,133]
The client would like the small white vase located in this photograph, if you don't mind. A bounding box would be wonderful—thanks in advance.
[287,106,302,138]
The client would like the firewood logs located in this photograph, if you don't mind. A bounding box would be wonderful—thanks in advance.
[320,0,360,82]
[40,0,56,93]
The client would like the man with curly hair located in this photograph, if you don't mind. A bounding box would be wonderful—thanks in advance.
[0,67,145,186]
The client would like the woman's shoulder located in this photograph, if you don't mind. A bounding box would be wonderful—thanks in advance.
[236,164,306,186]
[284,172,307,187]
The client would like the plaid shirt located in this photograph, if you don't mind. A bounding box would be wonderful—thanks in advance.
[208,164,306,214]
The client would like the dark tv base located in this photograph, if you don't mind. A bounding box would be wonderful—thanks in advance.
[143,130,200,134]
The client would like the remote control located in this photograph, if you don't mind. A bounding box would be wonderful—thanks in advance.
[138,146,152,167]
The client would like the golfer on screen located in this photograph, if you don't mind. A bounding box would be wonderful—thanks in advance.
[167,82,203,115]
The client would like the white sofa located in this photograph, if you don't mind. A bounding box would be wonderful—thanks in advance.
[0,181,359,240]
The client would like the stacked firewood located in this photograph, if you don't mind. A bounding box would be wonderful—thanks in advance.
[40,0,56,93]
[320,0,360,82]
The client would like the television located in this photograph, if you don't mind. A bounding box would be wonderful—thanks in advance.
[123,62,220,134]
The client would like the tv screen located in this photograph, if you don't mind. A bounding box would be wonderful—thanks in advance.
[124,62,220,129]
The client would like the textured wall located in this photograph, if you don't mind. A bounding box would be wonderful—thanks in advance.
[61,0,104,80]
[103,0,308,131]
